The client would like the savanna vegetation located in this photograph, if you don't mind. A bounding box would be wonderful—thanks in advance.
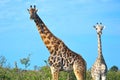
[0,55,120,80]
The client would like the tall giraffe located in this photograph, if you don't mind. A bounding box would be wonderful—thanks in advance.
[91,23,107,80]
[27,5,86,80]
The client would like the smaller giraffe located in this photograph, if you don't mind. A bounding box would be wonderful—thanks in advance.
[91,23,107,80]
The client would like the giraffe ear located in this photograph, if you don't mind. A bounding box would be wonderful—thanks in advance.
[103,26,105,29]
[27,9,29,11]
[93,25,96,28]
[93,25,97,30]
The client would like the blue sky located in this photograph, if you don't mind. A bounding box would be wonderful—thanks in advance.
[0,0,120,70]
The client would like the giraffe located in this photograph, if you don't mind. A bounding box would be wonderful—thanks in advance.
[27,5,86,80]
[91,23,107,80]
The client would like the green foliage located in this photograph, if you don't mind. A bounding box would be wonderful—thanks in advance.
[106,65,120,80]
[0,56,7,67]
[39,66,51,80]
[20,54,31,69]
[0,56,120,80]
[107,70,120,80]
[109,65,118,72]
[0,66,120,80]
[86,69,92,80]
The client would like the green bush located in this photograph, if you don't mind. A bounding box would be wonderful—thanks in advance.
[0,65,120,80]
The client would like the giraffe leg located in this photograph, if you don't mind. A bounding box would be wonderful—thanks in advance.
[91,73,95,80]
[101,74,106,80]
[73,64,85,80]
[92,78,95,80]
[73,69,85,80]
[91,75,99,80]
[91,71,100,80]
[91,76,96,80]
[95,75,100,80]
[50,66,59,80]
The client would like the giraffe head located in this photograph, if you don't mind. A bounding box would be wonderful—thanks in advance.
[94,23,105,35]
[27,5,38,20]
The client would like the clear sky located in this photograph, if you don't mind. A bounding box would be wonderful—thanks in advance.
[0,0,120,70]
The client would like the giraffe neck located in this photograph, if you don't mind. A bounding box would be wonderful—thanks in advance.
[33,13,59,53]
[34,14,50,34]
[97,33,107,68]
[97,34,103,58]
